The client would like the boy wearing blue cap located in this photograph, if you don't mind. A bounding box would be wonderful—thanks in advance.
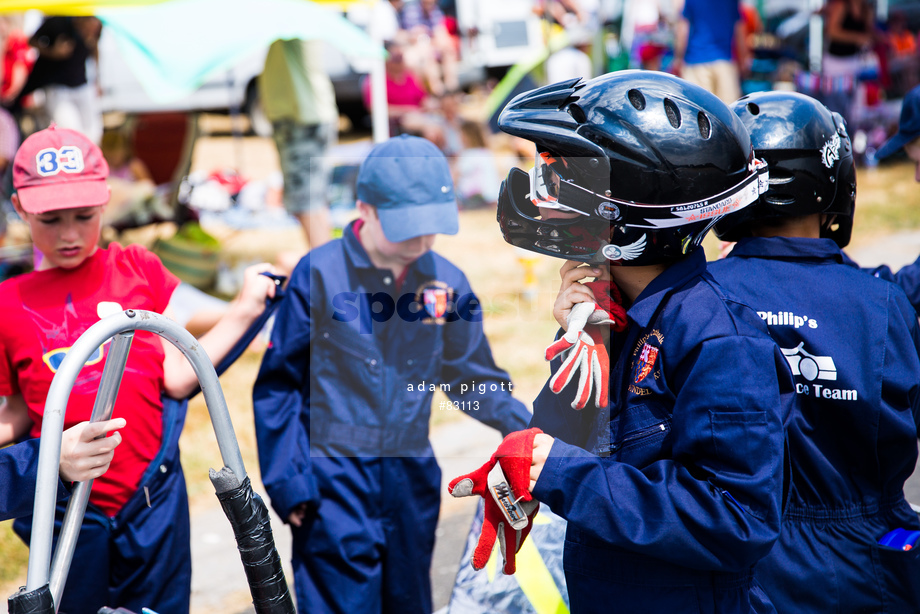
[252,134,531,614]
[877,83,920,168]
[849,84,920,310]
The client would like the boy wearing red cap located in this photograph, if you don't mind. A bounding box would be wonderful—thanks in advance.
[0,125,278,614]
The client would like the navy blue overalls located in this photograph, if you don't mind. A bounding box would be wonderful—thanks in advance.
[253,223,531,614]
[531,249,795,614]
[0,438,67,522]
[710,236,920,612]
[843,251,920,313]
[12,278,284,614]
[14,396,193,614]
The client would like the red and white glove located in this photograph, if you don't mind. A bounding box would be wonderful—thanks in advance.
[545,280,627,410]
[545,302,610,409]
[448,428,542,575]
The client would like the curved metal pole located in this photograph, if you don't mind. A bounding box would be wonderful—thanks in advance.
[49,331,134,604]
[26,310,246,605]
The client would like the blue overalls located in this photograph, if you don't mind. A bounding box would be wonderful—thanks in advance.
[710,236,920,613]
[842,251,920,313]
[10,288,283,614]
[253,223,531,614]
[531,249,794,614]
[0,439,67,522]
[14,396,192,614]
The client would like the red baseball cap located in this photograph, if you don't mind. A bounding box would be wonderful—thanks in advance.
[13,124,110,214]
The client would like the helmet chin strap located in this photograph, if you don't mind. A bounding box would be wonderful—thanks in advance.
[589,248,609,265]
[820,213,838,237]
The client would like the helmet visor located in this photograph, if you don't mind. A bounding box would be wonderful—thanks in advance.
[528,152,588,215]
[528,150,770,229]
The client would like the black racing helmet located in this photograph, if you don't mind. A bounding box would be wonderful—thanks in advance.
[824,110,856,247]
[714,90,857,247]
[496,70,768,266]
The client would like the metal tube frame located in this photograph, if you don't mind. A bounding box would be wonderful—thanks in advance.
[24,310,246,611]
[49,331,134,603]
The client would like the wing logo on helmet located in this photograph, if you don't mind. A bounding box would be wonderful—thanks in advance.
[821,132,841,169]
[602,235,646,261]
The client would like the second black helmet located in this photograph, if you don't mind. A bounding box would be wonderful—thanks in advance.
[714,90,856,247]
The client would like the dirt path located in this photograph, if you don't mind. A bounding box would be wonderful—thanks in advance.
[188,417,501,614]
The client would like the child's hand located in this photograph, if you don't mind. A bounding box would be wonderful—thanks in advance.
[233,263,279,320]
[553,260,607,329]
[287,502,316,527]
[59,418,127,483]
[529,433,555,491]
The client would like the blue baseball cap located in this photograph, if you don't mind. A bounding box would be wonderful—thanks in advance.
[355,134,459,242]
[877,85,920,159]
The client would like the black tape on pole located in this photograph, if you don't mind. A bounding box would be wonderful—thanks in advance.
[211,470,295,614]
[8,584,54,614]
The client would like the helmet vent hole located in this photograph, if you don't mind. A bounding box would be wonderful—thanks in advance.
[664,98,681,129]
[766,195,795,206]
[697,112,711,139]
[746,103,760,115]
[768,169,794,185]
[627,89,646,110]
[569,103,587,123]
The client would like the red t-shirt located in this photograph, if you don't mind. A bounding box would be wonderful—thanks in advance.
[2,31,33,99]
[0,244,180,516]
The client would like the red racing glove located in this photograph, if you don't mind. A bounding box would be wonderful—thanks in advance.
[447,428,542,575]
[545,280,627,410]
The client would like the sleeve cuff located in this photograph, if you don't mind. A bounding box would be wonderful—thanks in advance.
[265,472,318,521]
[503,403,533,436]
[532,439,595,512]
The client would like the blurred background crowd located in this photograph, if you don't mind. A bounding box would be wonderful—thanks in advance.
[0,0,919,292]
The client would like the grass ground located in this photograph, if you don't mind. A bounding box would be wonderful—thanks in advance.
[2,141,919,599]
[848,162,920,241]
